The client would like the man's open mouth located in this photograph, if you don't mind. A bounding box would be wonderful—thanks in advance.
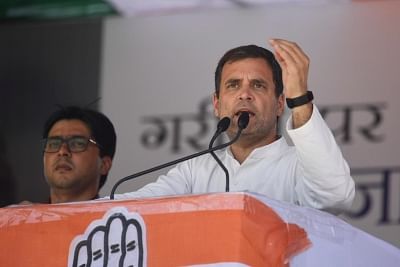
[234,110,254,117]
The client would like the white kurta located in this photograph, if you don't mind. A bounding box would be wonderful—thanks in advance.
[114,105,355,211]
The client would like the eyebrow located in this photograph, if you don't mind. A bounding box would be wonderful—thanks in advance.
[224,78,270,87]
[253,78,267,83]
[251,78,269,86]
[224,78,241,86]
[47,135,88,139]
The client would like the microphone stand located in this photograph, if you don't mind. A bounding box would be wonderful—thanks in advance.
[209,137,230,192]
[208,112,249,192]
[110,115,247,200]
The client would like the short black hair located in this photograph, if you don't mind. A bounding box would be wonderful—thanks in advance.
[214,44,283,98]
[42,106,117,189]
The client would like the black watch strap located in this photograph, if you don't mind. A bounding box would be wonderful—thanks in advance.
[286,91,314,109]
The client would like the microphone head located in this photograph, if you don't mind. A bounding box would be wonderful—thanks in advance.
[238,112,250,129]
[217,117,231,133]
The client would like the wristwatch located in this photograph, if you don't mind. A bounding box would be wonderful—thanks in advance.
[286,91,314,109]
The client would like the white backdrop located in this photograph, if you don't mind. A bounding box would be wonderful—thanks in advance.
[100,1,400,247]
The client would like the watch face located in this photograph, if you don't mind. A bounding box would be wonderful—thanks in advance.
[286,91,313,108]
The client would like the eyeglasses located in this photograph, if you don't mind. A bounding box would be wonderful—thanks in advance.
[43,136,100,153]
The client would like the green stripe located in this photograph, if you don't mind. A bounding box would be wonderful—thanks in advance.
[0,0,118,19]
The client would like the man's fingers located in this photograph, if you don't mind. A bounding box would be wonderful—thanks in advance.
[268,38,310,96]
[269,39,309,68]
[271,41,297,68]
[269,39,305,58]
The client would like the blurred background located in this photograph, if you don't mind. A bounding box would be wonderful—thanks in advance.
[1,0,399,248]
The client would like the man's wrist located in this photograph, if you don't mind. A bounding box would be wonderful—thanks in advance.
[286,91,314,109]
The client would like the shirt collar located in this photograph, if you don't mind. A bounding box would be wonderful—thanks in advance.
[225,136,290,161]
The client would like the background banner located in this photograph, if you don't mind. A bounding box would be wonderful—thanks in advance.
[99,1,400,247]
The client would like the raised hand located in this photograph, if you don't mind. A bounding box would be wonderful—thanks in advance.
[269,39,313,127]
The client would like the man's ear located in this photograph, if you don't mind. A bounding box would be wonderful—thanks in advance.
[100,156,112,176]
[277,93,285,117]
[213,92,220,117]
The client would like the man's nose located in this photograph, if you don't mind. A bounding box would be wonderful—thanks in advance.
[58,142,71,156]
[238,85,254,101]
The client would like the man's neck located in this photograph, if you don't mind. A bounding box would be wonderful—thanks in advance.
[230,134,279,164]
[50,189,98,204]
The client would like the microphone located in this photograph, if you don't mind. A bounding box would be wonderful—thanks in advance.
[237,111,250,130]
[110,112,250,200]
[209,117,231,147]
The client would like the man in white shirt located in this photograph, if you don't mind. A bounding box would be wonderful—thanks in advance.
[113,39,355,212]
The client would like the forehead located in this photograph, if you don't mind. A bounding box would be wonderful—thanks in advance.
[221,58,273,80]
[48,119,91,137]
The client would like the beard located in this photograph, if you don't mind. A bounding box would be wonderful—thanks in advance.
[226,115,278,144]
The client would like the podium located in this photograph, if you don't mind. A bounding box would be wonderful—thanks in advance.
[1,192,400,266]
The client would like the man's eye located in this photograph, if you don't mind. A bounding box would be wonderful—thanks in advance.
[254,82,265,89]
[227,82,239,89]
[47,141,60,148]
[70,139,87,149]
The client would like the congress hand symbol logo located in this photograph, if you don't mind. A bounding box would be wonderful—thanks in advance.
[68,207,147,267]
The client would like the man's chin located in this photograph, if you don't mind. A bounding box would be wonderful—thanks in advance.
[48,175,77,189]
[230,123,254,133]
